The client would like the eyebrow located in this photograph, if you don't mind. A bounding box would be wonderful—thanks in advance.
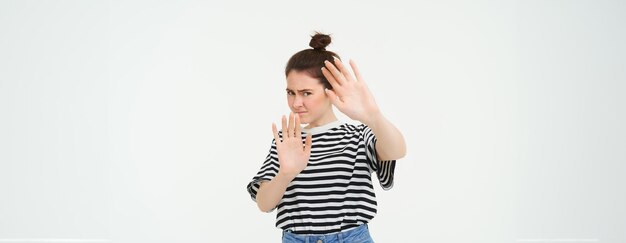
[286,88,314,92]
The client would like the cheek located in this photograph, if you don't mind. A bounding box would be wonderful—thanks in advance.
[309,97,324,109]
[315,95,328,106]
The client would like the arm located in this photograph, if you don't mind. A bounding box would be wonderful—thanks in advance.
[320,58,406,161]
[363,112,407,161]
[255,172,295,212]
[256,112,312,212]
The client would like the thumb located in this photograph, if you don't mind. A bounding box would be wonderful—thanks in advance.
[325,88,343,109]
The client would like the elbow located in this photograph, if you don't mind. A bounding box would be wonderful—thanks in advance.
[256,195,275,212]
[257,202,274,213]
[379,148,406,161]
[255,183,276,212]
[398,148,407,159]
[396,144,407,159]
[398,143,407,158]
[391,153,406,161]
[376,141,407,161]
[256,202,267,212]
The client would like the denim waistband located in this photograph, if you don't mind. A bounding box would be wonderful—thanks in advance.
[282,224,369,243]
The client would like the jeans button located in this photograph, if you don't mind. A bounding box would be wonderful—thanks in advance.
[316,240,323,243]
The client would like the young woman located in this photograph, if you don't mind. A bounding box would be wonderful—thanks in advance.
[246,32,406,243]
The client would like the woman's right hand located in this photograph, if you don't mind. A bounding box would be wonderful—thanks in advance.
[272,112,313,179]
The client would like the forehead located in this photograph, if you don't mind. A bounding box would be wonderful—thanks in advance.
[286,70,323,90]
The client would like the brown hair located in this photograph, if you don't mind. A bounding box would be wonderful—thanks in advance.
[284,32,340,90]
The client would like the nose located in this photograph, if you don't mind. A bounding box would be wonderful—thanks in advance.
[292,94,304,108]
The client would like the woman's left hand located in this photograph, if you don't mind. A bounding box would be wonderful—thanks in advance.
[322,57,381,124]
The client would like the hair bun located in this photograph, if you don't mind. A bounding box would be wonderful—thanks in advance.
[309,32,331,51]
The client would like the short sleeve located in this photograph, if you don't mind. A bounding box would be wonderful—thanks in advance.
[362,124,397,190]
[246,138,280,212]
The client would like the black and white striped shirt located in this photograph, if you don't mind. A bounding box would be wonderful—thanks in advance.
[246,120,397,235]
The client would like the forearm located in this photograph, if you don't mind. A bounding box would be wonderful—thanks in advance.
[363,112,407,161]
[255,172,294,212]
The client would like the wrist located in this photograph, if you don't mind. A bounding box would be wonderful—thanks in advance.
[362,111,385,127]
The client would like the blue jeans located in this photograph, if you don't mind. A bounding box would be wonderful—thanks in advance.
[281,224,375,243]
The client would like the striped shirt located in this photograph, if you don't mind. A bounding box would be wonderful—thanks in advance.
[246,120,397,235]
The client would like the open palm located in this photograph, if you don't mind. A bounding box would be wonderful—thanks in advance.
[321,58,381,124]
[271,112,313,178]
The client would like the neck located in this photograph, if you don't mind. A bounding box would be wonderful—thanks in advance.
[305,111,338,129]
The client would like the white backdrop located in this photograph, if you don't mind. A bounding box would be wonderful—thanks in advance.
[1,0,625,242]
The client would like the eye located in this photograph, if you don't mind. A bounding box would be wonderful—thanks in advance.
[287,91,294,96]
[303,92,312,96]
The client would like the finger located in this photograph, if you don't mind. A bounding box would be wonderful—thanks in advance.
[324,60,347,85]
[333,56,355,82]
[321,66,341,88]
[304,133,313,154]
[294,113,301,137]
[287,112,294,138]
[325,89,344,110]
[349,59,364,83]
[281,115,288,138]
[272,123,281,144]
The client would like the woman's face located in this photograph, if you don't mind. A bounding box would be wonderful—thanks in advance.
[285,70,333,126]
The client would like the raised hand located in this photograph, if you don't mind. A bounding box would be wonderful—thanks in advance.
[271,112,313,179]
[321,58,381,124]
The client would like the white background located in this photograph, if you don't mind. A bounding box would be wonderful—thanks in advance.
[1,0,624,242]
